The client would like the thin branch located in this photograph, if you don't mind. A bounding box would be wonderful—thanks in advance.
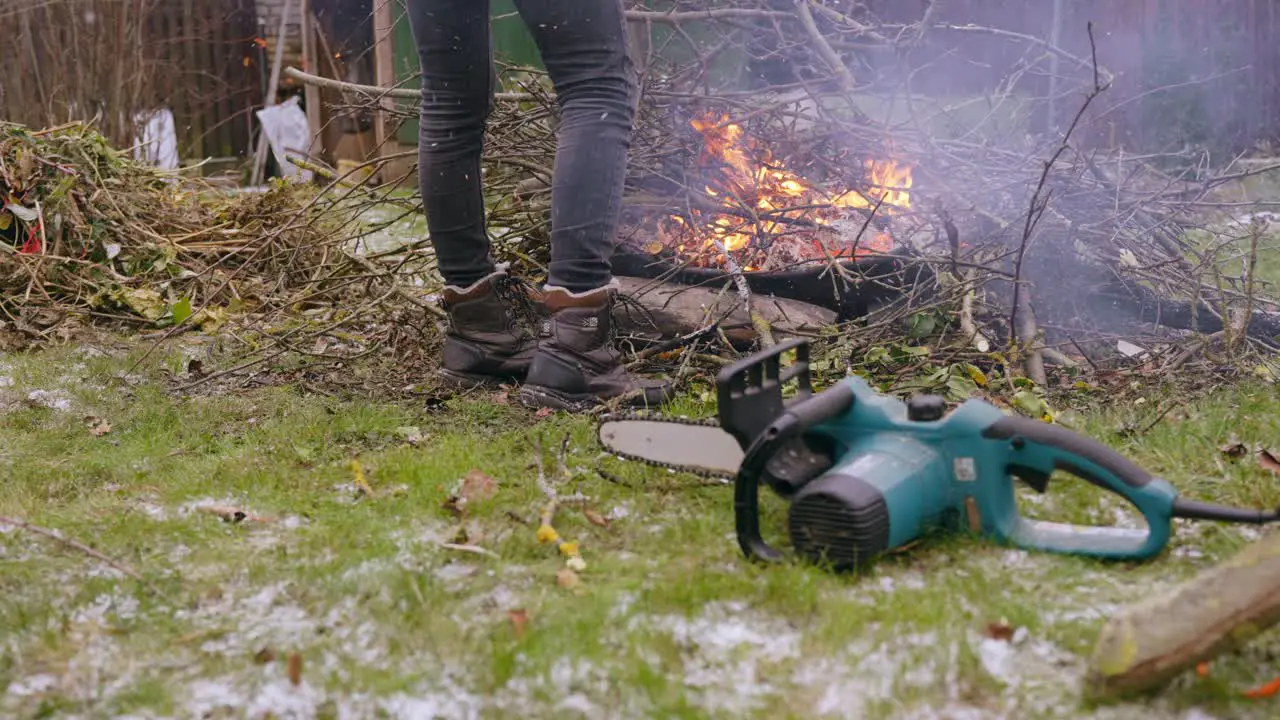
[0,515,163,596]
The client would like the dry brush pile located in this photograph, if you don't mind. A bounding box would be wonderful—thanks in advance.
[0,121,450,394]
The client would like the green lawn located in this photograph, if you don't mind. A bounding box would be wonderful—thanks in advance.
[2,336,1280,719]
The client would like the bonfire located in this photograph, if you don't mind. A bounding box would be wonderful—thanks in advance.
[653,112,912,272]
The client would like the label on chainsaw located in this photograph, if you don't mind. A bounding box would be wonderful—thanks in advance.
[954,457,977,482]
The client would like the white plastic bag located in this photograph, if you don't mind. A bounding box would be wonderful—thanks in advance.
[255,96,314,182]
[132,109,179,170]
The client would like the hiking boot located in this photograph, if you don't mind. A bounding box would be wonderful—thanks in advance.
[437,267,537,389]
[518,280,675,412]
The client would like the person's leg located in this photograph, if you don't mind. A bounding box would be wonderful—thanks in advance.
[511,0,636,293]
[407,0,535,389]
[511,0,674,411]
[405,0,495,288]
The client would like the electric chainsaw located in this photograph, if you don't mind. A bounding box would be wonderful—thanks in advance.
[598,338,1280,571]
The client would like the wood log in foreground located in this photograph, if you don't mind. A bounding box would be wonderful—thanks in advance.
[611,275,837,346]
[1085,530,1280,699]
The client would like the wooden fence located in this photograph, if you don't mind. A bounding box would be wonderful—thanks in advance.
[1,0,262,163]
[146,0,263,161]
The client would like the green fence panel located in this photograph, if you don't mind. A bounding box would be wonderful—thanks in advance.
[393,1,542,145]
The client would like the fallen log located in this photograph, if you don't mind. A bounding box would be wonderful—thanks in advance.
[1085,530,1280,699]
[611,275,837,346]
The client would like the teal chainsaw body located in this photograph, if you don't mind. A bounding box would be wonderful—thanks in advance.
[599,338,1279,571]
[780,372,1177,566]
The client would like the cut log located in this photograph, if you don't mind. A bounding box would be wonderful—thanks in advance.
[1085,530,1280,699]
[611,275,837,346]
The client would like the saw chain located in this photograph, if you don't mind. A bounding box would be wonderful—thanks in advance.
[596,411,736,480]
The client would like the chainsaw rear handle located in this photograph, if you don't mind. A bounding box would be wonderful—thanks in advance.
[982,415,1154,491]
[735,381,856,564]
[982,414,1176,560]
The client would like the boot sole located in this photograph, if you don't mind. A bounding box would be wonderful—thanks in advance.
[437,368,524,391]
[517,385,602,414]
[518,384,673,414]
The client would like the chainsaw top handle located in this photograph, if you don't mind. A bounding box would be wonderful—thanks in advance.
[717,339,855,563]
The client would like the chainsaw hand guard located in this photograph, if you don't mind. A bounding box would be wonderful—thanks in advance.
[717,341,856,564]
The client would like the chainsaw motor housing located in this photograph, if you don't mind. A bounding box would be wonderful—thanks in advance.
[787,433,950,572]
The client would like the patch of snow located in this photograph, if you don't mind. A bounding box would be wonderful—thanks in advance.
[4,674,58,697]
[168,544,192,562]
[176,496,247,516]
[633,601,802,714]
[26,389,72,411]
[135,501,168,520]
[434,561,478,584]
[73,591,140,625]
[375,680,485,720]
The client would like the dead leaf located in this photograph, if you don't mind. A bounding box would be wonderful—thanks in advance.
[1259,449,1280,476]
[1220,439,1250,459]
[84,416,112,436]
[508,609,528,639]
[287,652,303,686]
[555,568,581,589]
[461,470,498,503]
[445,470,499,517]
[535,407,554,418]
[984,621,1016,642]
[490,391,510,406]
[254,647,276,664]
[583,508,609,527]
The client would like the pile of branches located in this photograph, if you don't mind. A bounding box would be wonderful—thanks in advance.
[294,0,1280,384]
[0,121,450,392]
[0,122,328,330]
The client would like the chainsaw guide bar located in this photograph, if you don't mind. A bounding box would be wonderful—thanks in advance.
[596,412,743,479]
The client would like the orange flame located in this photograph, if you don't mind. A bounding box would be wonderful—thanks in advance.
[656,112,912,270]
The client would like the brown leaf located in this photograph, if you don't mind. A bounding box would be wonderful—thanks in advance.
[460,470,499,503]
[490,391,510,405]
[254,647,277,664]
[1220,439,1250,458]
[84,416,112,436]
[984,622,1016,642]
[508,609,529,639]
[1259,449,1280,476]
[583,508,610,527]
[555,568,581,589]
[445,470,499,517]
[535,407,554,418]
[287,652,303,686]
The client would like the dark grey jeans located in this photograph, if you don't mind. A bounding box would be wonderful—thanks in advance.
[406,0,635,293]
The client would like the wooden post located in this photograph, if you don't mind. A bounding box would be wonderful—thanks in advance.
[371,0,397,177]
[301,0,322,160]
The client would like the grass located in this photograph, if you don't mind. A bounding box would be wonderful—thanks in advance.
[2,338,1280,719]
